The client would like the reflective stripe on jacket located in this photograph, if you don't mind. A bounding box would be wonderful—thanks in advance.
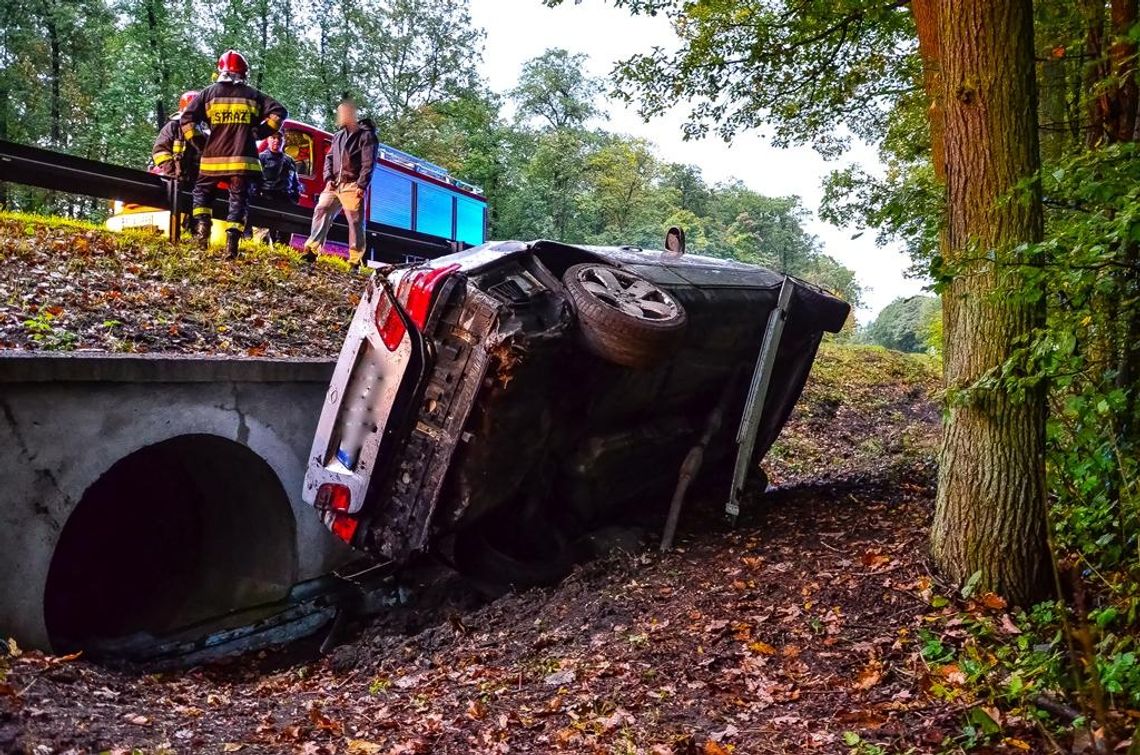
[180,82,287,177]
[152,116,203,176]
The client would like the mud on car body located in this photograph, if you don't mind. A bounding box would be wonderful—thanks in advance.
[303,240,850,585]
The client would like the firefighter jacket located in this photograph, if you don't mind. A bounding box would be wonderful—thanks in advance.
[180,82,287,177]
[258,149,300,203]
[151,116,204,178]
[323,119,378,189]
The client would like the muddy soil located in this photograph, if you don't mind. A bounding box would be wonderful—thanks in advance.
[3,471,1044,754]
[0,345,1046,753]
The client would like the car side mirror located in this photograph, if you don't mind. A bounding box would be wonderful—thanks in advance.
[664,226,686,259]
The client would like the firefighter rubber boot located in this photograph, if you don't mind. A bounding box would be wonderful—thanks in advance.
[224,228,241,260]
[193,217,211,249]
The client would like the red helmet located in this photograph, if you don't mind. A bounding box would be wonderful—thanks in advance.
[216,50,249,82]
[177,90,199,112]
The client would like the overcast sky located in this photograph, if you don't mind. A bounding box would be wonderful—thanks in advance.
[467,0,928,319]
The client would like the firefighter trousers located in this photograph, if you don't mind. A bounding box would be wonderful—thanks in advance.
[192,174,253,229]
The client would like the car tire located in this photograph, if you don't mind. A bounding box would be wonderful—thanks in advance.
[453,524,577,595]
[562,262,688,369]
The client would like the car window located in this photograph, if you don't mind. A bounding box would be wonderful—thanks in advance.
[285,129,315,177]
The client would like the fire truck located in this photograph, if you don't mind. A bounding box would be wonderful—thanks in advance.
[107,119,488,259]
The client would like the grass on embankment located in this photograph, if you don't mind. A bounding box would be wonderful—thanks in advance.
[0,211,360,357]
[766,342,943,486]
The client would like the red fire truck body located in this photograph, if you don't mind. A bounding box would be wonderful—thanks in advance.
[276,120,487,249]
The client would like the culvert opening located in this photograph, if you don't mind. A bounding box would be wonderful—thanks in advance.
[44,434,297,654]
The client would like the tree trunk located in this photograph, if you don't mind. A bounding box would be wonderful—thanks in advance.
[256,0,268,89]
[1109,0,1139,142]
[911,0,944,181]
[1082,0,1110,148]
[145,0,166,127]
[929,0,1049,606]
[0,83,7,208]
[43,0,62,147]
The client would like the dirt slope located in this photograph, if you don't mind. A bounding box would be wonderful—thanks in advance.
[0,344,1045,755]
[0,213,357,357]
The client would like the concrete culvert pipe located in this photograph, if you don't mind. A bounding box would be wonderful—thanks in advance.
[43,434,297,655]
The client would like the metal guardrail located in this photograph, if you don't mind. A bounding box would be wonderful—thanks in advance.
[0,139,456,263]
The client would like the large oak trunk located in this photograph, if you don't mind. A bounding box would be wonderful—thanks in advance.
[929,0,1049,605]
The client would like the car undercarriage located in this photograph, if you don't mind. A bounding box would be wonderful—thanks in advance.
[304,240,850,589]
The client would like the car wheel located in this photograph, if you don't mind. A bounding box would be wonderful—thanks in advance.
[453,523,577,596]
[562,262,688,369]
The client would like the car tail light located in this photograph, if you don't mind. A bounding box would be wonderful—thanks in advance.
[329,511,358,543]
[315,482,351,512]
[374,263,460,351]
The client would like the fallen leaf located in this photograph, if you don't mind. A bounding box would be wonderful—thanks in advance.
[710,723,738,742]
[979,592,1007,611]
[467,699,488,720]
[544,669,575,687]
[598,708,634,732]
[854,660,883,690]
[861,552,891,569]
[346,740,383,754]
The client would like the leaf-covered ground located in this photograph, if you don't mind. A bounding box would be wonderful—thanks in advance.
[1,343,1059,754]
[0,213,358,357]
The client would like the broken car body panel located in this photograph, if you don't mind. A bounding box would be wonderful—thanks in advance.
[304,240,850,573]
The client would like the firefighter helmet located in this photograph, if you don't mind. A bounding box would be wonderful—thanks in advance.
[177,90,200,112]
[216,50,249,82]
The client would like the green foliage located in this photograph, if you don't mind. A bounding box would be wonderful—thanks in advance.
[545,0,919,155]
[511,48,602,131]
[22,310,78,351]
[863,295,939,354]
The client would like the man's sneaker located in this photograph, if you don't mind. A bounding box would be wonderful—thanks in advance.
[301,242,320,265]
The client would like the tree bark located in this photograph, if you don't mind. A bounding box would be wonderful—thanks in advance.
[911,0,944,181]
[145,0,165,127]
[1082,0,1110,148]
[929,0,1049,606]
[43,0,62,147]
[1109,0,1139,142]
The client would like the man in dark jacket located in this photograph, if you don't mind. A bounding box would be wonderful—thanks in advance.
[257,132,300,203]
[303,98,377,267]
[251,132,300,244]
[180,49,287,259]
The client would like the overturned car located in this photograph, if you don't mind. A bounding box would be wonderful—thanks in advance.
[303,240,849,584]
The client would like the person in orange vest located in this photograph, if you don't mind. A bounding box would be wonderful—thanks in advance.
[180,50,287,259]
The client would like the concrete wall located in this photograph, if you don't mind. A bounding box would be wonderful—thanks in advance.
[0,353,351,650]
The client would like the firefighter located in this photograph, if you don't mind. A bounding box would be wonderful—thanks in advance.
[151,90,204,182]
[180,50,287,259]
